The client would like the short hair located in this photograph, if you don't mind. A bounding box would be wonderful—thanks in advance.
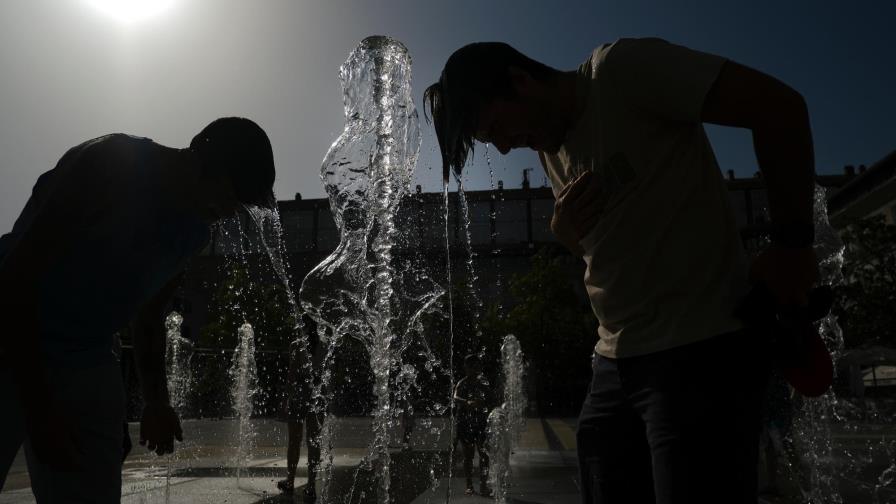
[190,117,276,208]
[464,354,481,368]
[424,42,559,183]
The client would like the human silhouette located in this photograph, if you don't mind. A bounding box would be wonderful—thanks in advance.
[0,117,276,502]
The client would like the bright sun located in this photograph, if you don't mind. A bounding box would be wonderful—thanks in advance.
[87,0,175,23]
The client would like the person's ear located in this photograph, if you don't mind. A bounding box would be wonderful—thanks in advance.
[507,66,536,98]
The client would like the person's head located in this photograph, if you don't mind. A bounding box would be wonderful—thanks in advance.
[463,354,481,377]
[189,117,276,222]
[424,42,565,183]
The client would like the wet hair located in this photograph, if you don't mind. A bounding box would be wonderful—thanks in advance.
[190,117,276,208]
[423,42,559,183]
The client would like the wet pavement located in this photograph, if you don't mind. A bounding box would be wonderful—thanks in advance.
[2,417,894,503]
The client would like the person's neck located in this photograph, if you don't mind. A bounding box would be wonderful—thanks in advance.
[555,70,583,131]
[158,148,205,217]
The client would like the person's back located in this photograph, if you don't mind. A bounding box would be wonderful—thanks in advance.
[1,134,210,367]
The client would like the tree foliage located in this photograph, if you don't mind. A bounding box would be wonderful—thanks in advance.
[835,215,896,349]
[481,248,596,415]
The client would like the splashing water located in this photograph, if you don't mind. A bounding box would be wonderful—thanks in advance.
[789,185,895,503]
[163,311,192,503]
[165,311,193,416]
[298,35,443,504]
[786,186,845,502]
[487,335,527,504]
[229,322,258,484]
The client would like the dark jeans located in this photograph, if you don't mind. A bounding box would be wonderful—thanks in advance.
[576,329,771,504]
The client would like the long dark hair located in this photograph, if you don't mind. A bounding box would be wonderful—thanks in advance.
[423,42,559,183]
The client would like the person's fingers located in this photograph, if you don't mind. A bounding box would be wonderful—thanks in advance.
[556,172,589,199]
[559,173,593,205]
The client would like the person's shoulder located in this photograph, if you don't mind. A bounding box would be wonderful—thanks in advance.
[585,38,662,78]
[51,134,158,210]
[594,37,670,65]
[72,134,157,179]
[78,133,155,160]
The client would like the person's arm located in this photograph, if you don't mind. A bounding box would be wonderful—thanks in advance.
[701,61,818,305]
[452,379,470,405]
[133,274,184,455]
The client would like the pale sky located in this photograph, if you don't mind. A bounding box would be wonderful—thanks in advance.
[1,0,894,231]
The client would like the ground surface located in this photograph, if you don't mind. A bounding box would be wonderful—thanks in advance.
[1,418,894,503]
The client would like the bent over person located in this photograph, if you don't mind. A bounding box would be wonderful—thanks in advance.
[424,38,818,504]
[0,117,276,502]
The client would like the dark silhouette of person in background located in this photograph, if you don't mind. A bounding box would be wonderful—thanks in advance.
[0,117,276,503]
[453,354,491,496]
[277,331,322,502]
[425,38,817,504]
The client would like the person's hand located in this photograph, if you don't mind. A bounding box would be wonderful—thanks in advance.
[551,172,602,256]
[25,400,82,471]
[749,246,819,307]
[139,402,183,456]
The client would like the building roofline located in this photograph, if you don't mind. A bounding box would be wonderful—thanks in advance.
[828,150,896,214]
[276,174,854,211]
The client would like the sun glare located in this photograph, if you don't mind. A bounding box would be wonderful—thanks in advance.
[87,0,175,23]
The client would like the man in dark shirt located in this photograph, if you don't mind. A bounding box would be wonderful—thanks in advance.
[0,117,276,502]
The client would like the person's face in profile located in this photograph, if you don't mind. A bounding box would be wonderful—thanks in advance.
[199,173,239,223]
[474,67,565,155]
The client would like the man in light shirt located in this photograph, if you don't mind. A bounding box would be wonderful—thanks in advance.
[424,38,817,503]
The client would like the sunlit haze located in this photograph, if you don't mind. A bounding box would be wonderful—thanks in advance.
[86,0,175,23]
[1,1,894,232]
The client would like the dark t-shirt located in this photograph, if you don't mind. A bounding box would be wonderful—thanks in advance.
[454,375,491,426]
[0,134,209,367]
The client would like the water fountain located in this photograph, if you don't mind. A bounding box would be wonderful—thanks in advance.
[487,335,526,504]
[229,322,259,484]
[165,311,194,418]
[775,184,896,503]
[164,311,193,502]
[298,35,444,503]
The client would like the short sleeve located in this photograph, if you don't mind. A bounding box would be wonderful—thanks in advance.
[604,37,726,122]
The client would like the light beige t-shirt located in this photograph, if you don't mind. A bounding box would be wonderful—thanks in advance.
[539,38,750,358]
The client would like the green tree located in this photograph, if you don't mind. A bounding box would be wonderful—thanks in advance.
[483,248,596,415]
[835,215,896,349]
[194,264,300,417]
[199,265,298,350]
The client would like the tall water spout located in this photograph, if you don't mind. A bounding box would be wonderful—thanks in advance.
[298,35,441,503]
[164,311,193,503]
[487,334,527,503]
[229,322,258,484]
[165,311,193,416]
